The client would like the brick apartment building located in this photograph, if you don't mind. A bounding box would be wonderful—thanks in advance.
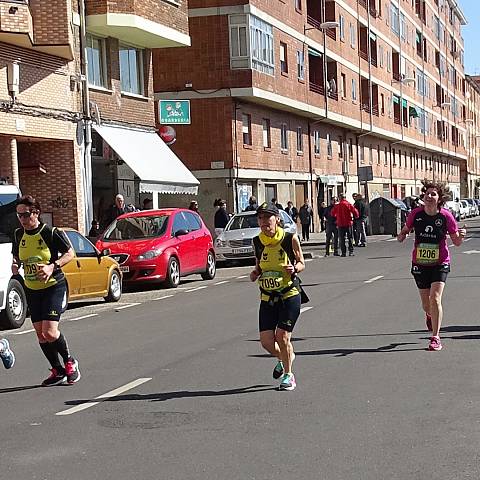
[1,0,196,233]
[154,0,471,227]
[0,0,84,230]
[464,75,480,198]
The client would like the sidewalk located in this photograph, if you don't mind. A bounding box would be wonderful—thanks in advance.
[300,230,395,249]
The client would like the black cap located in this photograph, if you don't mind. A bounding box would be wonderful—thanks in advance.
[256,202,279,216]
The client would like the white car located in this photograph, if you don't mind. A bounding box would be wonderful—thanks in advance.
[445,200,461,221]
[215,210,297,264]
[459,200,470,219]
[0,183,26,329]
[464,198,478,217]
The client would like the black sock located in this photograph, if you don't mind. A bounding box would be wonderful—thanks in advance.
[52,333,71,364]
[39,342,62,371]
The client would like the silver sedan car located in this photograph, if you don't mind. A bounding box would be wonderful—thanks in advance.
[215,210,297,264]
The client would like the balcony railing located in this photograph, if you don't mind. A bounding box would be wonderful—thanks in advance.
[307,15,321,29]
[372,105,379,116]
[359,50,368,62]
[327,90,338,100]
[394,116,401,125]
[326,28,336,40]
[361,103,371,113]
[392,72,401,82]
[358,0,367,9]
[309,82,325,95]
[369,4,377,17]
[370,56,377,67]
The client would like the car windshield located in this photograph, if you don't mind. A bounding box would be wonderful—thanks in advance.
[0,193,20,244]
[227,215,259,230]
[103,215,169,240]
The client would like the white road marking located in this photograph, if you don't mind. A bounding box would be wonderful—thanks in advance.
[153,295,174,301]
[236,275,248,279]
[300,306,313,314]
[463,250,480,255]
[56,378,152,416]
[214,280,230,285]
[364,275,384,284]
[463,237,471,242]
[12,328,35,335]
[115,303,141,310]
[185,285,208,292]
[386,238,398,242]
[67,313,98,323]
[305,258,314,262]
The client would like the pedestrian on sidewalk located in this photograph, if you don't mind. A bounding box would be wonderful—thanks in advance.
[397,181,466,352]
[250,202,305,391]
[324,197,339,256]
[318,201,326,232]
[213,199,230,236]
[332,194,358,256]
[353,194,368,247]
[299,199,313,242]
[0,338,15,369]
[12,195,81,386]
[285,201,298,223]
[244,196,258,212]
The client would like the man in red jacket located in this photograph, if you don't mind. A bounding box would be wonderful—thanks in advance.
[331,193,359,256]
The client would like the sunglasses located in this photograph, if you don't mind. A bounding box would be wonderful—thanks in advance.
[16,211,35,219]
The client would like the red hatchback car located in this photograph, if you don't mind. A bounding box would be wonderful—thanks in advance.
[96,208,216,287]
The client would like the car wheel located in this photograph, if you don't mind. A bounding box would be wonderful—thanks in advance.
[201,251,216,280]
[164,257,180,288]
[104,270,122,302]
[0,278,27,329]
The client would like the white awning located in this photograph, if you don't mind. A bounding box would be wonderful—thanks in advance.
[93,124,199,194]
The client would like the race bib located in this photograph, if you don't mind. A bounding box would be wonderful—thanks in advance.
[24,256,42,282]
[258,271,284,292]
[416,243,440,265]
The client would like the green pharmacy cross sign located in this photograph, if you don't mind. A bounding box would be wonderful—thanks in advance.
[159,100,191,125]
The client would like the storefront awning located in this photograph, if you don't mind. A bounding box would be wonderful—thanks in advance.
[92,124,199,194]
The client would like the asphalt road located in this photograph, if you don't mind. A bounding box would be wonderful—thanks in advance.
[2,220,480,480]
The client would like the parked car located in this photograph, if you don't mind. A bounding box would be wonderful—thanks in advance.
[463,198,478,217]
[96,208,216,288]
[62,228,122,304]
[215,210,297,264]
[459,200,470,219]
[445,200,461,221]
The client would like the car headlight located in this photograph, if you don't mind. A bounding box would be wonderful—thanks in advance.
[215,238,226,248]
[136,249,163,261]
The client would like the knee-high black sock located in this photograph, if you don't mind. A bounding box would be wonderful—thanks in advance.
[39,342,62,370]
[51,333,70,364]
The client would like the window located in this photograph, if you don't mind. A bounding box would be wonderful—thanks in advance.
[86,35,107,88]
[280,42,288,74]
[295,0,301,12]
[380,93,385,114]
[229,16,248,70]
[350,23,356,48]
[314,130,320,154]
[119,44,144,95]
[379,45,384,67]
[341,73,347,98]
[184,212,202,231]
[339,15,345,41]
[172,213,190,235]
[242,113,252,145]
[296,127,303,153]
[348,138,354,160]
[338,136,344,158]
[327,133,332,158]
[369,144,373,165]
[400,12,406,41]
[281,123,288,150]
[359,144,365,164]
[390,3,399,36]
[65,231,96,257]
[296,50,305,80]
[250,15,274,75]
[262,118,271,148]
[351,79,357,101]
[384,147,388,166]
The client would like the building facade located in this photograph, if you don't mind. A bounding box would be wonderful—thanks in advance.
[154,0,469,227]
[464,75,480,198]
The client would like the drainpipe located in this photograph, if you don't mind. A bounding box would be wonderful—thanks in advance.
[233,100,240,213]
[79,0,93,233]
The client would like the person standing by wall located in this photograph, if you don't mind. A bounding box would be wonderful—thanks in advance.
[244,196,258,212]
[285,201,298,223]
[324,197,339,256]
[298,199,313,242]
[353,194,368,247]
[332,194,358,256]
[318,201,326,232]
[214,199,230,236]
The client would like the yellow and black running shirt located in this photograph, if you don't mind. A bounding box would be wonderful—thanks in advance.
[257,236,299,302]
[12,224,71,290]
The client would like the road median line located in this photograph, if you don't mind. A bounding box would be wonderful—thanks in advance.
[55,378,152,416]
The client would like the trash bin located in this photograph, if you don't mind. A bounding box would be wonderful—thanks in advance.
[369,197,407,236]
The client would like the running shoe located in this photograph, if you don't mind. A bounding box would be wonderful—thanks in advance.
[279,373,296,391]
[42,368,67,387]
[272,360,284,379]
[0,339,15,369]
[428,336,442,351]
[425,314,432,332]
[65,357,81,384]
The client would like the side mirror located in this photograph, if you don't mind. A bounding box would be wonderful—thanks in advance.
[101,248,111,256]
[174,229,189,237]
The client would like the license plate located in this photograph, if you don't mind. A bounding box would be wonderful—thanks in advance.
[120,266,130,272]
[232,248,253,255]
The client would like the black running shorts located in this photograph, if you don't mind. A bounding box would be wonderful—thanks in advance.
[259,294,301,333]
[25,282,67,323]
[411,263,450,290]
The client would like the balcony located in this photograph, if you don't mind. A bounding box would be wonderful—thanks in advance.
[0,1,73,59]
[86,0,190,48]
